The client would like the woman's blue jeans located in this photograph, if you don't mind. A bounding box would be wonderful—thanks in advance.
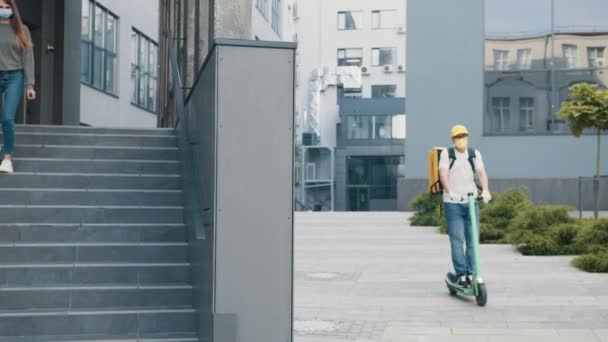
[0,70,24,155]
[444,202,480,276]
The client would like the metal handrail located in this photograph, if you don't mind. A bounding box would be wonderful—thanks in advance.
[166,30,205,239]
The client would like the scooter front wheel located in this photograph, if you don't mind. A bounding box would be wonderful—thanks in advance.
[476,284,487,306]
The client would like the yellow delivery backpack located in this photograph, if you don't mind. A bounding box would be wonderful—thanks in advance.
[428,146,479,194]
[428,147,446,194]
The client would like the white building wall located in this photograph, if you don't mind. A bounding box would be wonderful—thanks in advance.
[295,0,406,148]
[80,0,159,128]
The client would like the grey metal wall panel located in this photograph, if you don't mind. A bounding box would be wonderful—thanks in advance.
[214,45,294,342]
[405,0,485,180]
[183,49,218,342]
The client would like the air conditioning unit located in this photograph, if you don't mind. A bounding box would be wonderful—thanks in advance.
[384,65,394,73]
[397,65,406,73]
[361,66,371,75]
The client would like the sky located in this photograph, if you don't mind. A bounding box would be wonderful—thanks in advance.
[485,0,608,35]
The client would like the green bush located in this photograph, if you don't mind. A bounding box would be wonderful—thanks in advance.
[575,219,608,254]
[572,251,608,273]
[481,187,533,226]
[409,192,442,226]
[507,205,574,240]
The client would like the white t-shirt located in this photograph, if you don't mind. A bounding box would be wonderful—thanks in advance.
[438,148,485,203]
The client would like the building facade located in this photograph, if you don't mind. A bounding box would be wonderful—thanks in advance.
[401,0,608,210]
[80,0,160,127]
[158,0,294,127]
[294,0,407,211]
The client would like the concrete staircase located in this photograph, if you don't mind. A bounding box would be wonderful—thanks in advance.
[0,126,197,342]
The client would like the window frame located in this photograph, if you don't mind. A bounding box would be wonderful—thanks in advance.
[81,0,118,96]
[493,49,509,71]
[338,48,363,67]
[337,10,363,31]
[563,44,578,69]
[271,0,281,33]
[492,97,511,132]
[256,0,269,18]
[588,47,606,68]
[519,97,535,132]
[372,47,397,66]
[371,10,399,30]
[131,28,159,114]
[371,85,397,98]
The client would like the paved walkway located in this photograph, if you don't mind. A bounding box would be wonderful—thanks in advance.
[294,212,608,342]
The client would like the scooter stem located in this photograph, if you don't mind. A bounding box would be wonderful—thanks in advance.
[467,193,481,293]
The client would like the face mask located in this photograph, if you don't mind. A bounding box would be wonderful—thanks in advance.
[0,9,13,20]
[454,137,468,150]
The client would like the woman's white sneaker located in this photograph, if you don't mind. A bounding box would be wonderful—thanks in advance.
[0,160,13,174]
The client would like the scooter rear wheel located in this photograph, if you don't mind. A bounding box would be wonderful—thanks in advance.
[448,286,457,295]
[476,284,487,306]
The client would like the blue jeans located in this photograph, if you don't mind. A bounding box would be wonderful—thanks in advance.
[444,202,480,276]
[0,70,24,155]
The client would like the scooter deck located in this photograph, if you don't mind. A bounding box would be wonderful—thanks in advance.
[445,278,476,297]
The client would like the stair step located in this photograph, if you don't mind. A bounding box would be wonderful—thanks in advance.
[15,125,176,136]
[0,284,193,311]
[0,224,187,243]
[13,158,180,174]
[0,189,183,206]
[0,262,191,286]
[0,173,181,190]
[0,307,195,337]
[0,243,188,263]
[14,145,178,161]
[0,206,183,224]
[0,332,198,342]
[5,132,178,148]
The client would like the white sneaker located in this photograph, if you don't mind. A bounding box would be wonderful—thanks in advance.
[0,159,13,174]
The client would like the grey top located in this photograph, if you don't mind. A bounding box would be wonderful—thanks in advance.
[0,23,35,87]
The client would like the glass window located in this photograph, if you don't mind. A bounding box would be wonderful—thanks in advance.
[374,116,392,139]
[372,85,397,98]
[272,0,281,33]
[81,0,117,95]
[343,88,362,98]
[338,48,363,66]
[493,50,509,70]
[563,44,578,68]
[588,47,606,67]
[338,11,362,30]
[519,97,535,131]
[372,48,397,66]
[371,10,399,29]
[492,97,511,132]
[131,29,159,113]
[347,157,369,185]
[516,48,532,70]
[347,116,371,139]
[256,0,268,18]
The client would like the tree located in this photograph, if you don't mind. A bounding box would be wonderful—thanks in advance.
[557,82,608,219]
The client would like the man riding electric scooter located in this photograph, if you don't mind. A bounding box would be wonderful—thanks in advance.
[439,125,491,301]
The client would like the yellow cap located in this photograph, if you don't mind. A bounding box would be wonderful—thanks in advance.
[451,125,469,138]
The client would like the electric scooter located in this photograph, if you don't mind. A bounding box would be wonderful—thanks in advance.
[444,193,488,307]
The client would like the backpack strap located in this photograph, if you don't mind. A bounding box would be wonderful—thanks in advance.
[448,147,456,170]
[467,147,476,173]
